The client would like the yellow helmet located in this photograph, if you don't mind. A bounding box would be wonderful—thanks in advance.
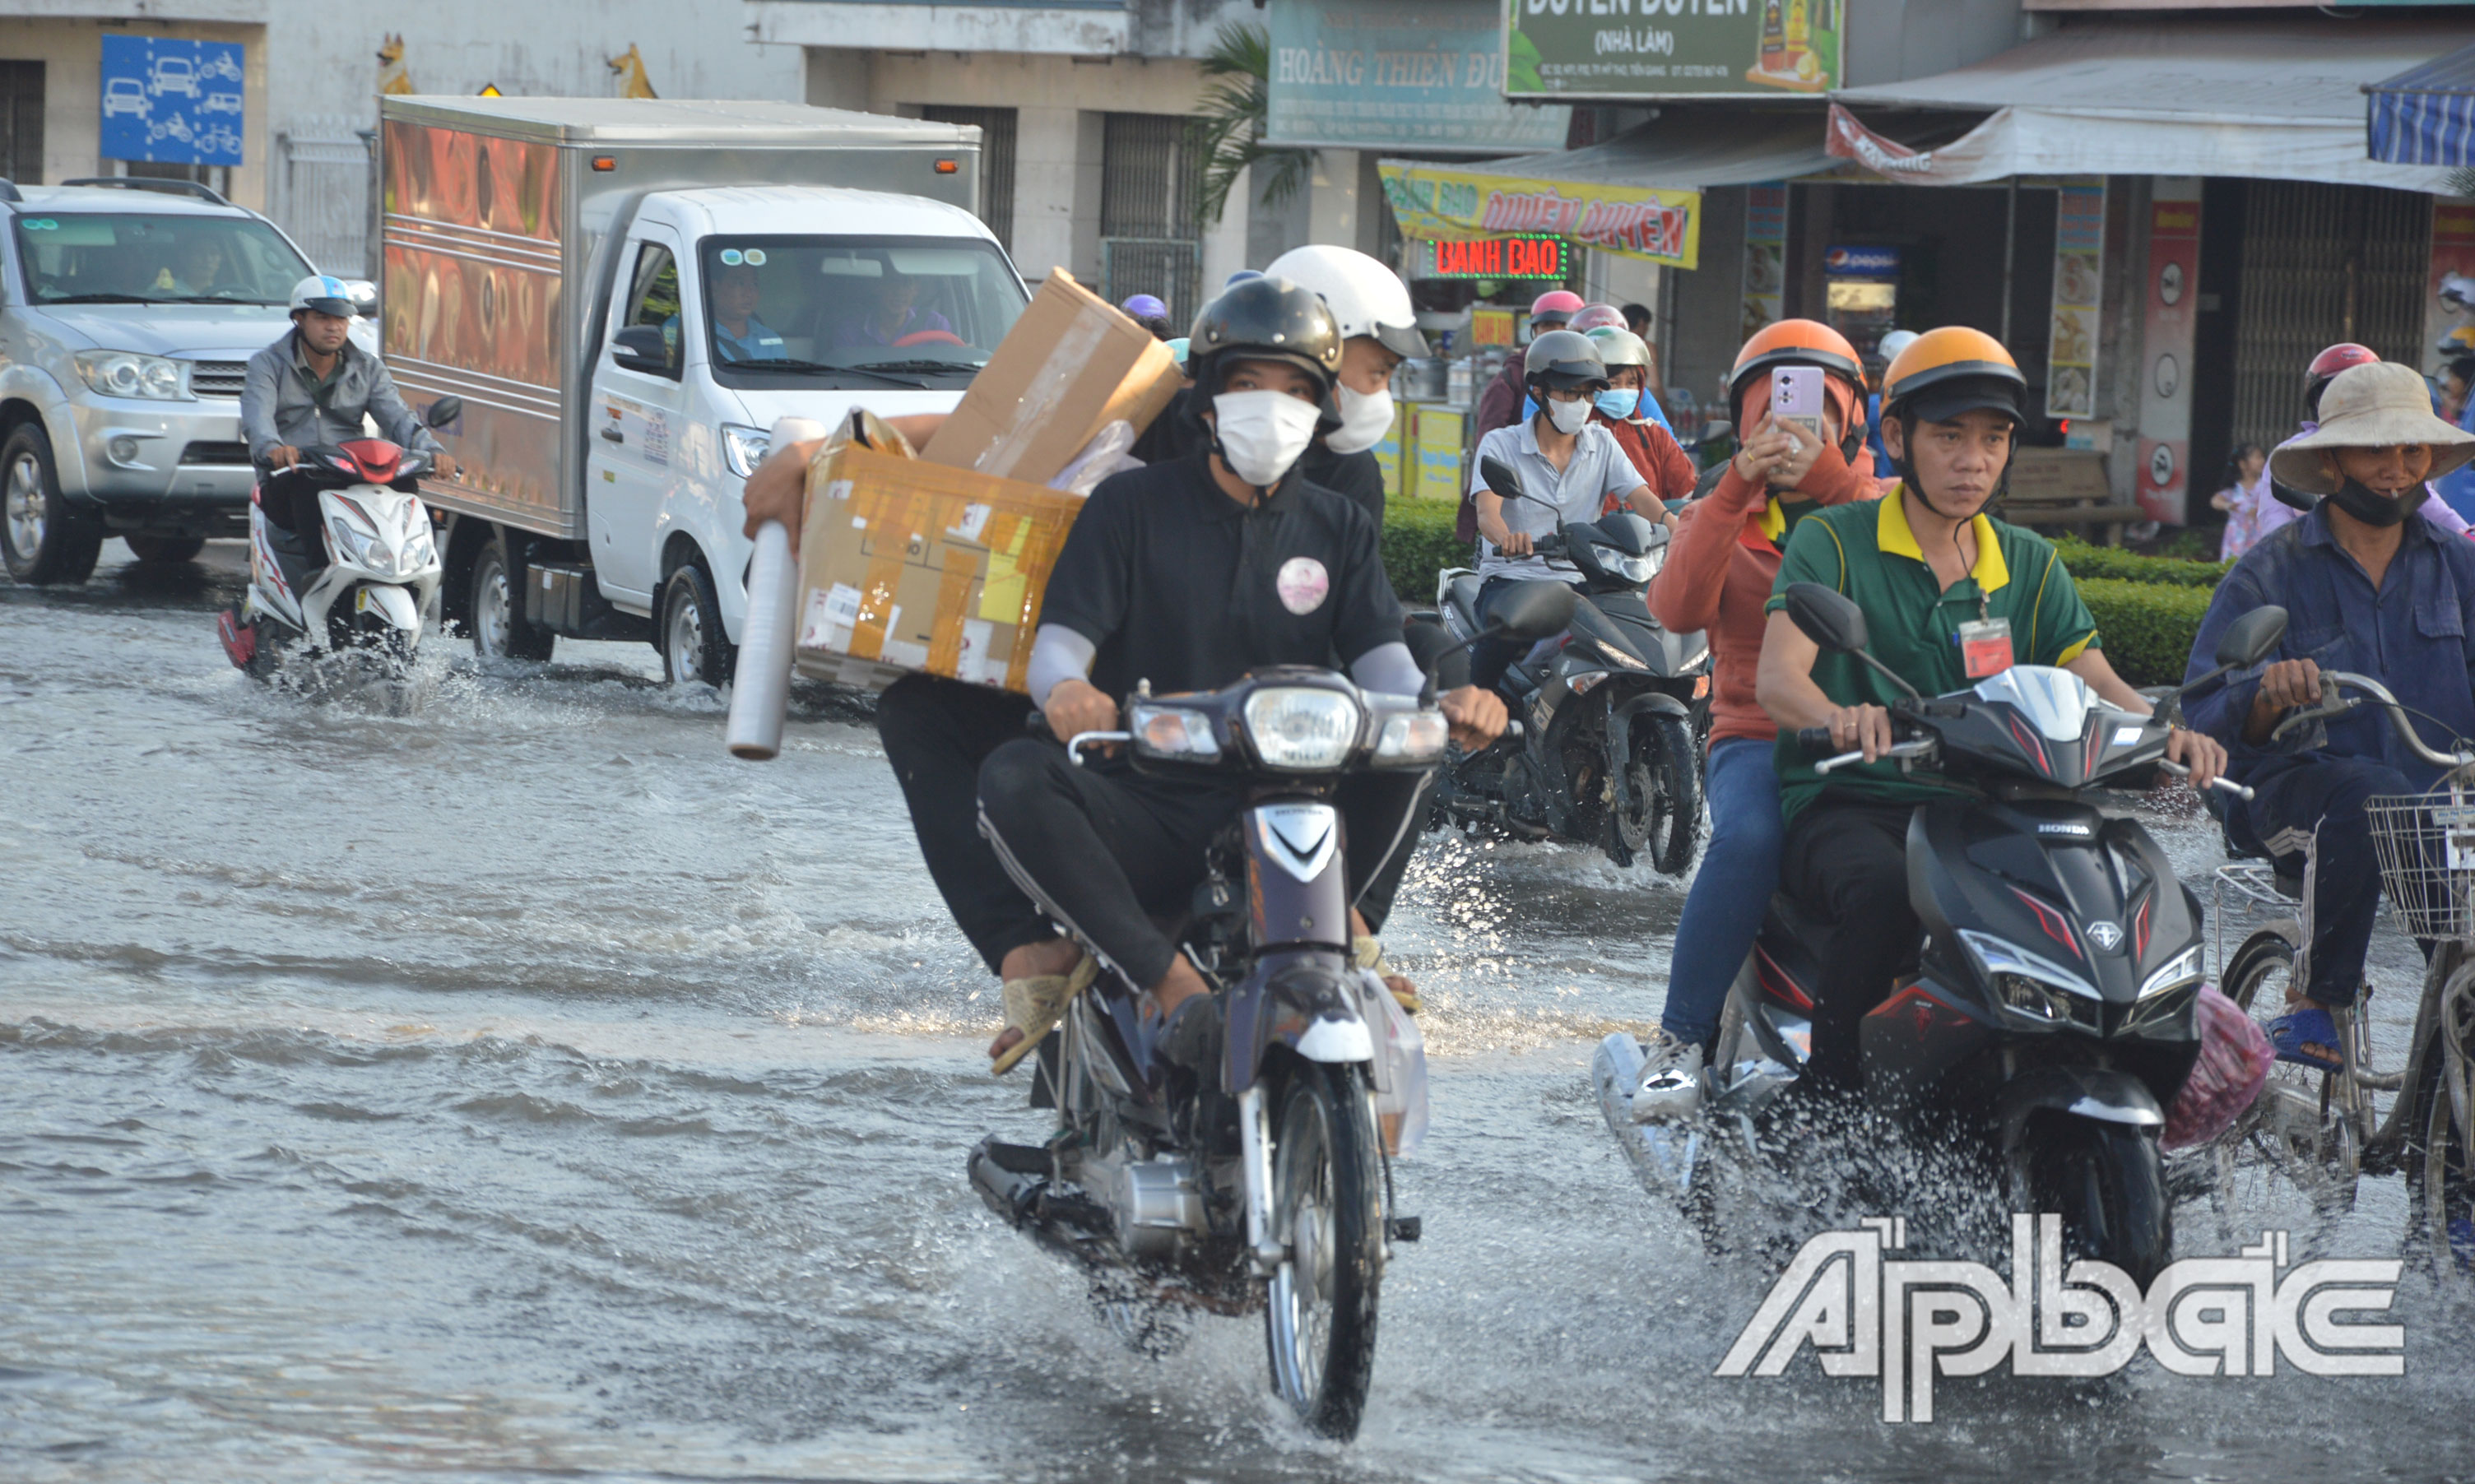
[1881,327,2027,425]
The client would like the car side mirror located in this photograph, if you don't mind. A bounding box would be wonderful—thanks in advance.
[2215,605,2287,670]
[1492,580,1577,641]
[1784,582,1868,654]
[1479,454,1526,505]
[612,324,673,373]
[422,395,464,431]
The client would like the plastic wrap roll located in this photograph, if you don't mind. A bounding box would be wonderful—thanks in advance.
[725,416,826,760]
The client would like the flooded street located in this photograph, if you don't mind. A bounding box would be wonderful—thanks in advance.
[5,542,2472,1483]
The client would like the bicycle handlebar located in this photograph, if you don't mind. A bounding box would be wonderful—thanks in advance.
[2292,670,2475,774]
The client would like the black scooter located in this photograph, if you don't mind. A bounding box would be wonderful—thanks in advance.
[1596,585,2286,1282]
[1427,456,1711,872]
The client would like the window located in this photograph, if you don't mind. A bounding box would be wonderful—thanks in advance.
[12,211,310,304]
[0,61,40,186]
[621,240,681,378]
[694,234,1027,392]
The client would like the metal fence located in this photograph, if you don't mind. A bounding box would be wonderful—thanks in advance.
[1100,238,1202,327]
[1099,112,1202,322]
[273,123,377,280]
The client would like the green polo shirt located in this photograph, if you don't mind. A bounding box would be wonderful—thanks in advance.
[1764,490,2100,822]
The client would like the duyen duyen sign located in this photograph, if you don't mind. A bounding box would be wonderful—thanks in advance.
[1507,0,1845,100]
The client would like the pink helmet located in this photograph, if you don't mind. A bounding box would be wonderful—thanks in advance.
[1567,303,1626,333]
[1529,289,1586,325]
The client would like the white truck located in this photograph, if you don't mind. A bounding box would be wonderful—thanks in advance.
[378,95,1024,679]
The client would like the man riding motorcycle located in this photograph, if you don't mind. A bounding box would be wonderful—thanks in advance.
[2184,359,2475,1069]
[1752,327,2226,1087]
[1463,290,1587,541]
[976,275,1507,1074]
[1465,331,1657,694]
[1632,319,1885,1116]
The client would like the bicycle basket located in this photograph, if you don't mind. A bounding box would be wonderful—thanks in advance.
[2363,794,2475,940]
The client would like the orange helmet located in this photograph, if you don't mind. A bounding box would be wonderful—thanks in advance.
[1729,319,1865,420]
[1880,327,2027,425]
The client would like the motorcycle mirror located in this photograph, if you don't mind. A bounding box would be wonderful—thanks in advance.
[423,396,464,431]
[1784,582,1868,654]
[1479,455,1533,506]
[2214,605,2287,670]
[1490,580,1578,641]
[1699,419,1733,446]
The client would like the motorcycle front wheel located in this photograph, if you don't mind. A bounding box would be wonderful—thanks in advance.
[1264,1060,1384,1440]
[2023,1115,2172,1288]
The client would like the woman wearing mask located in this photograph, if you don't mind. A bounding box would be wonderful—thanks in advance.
[1584,326,1696,512]
[1629,319,1887,1119]
[2210,443,2271,559]
[1265,244,1428,525]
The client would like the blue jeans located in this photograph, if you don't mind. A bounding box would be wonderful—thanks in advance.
[1661,737,1784,1046]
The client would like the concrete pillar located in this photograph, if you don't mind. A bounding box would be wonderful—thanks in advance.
[802,48,870,110]
[1070,109,1104,285]
[1009,104,1082,283]
[1305,149,1361,255]
[1200,164,1251,296]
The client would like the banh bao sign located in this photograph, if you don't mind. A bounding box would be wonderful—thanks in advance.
[1506,0,1845,100]
[1378,160,1702,268]
[1423,235,1576,280]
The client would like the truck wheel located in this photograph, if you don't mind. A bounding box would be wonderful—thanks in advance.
[659,559,736,687]
[469,530,555,661]
[126,534,207,565]
[2,424,103,585]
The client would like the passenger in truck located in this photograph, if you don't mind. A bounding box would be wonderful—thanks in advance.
[833,268,954,350]
[707,262,787,363]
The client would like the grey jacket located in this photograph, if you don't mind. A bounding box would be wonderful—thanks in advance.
[239,328,439,466]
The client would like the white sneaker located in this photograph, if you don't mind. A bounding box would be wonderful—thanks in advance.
[1629,1028,1704,1123]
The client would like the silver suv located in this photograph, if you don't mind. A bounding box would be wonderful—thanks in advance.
[0,179,372,583]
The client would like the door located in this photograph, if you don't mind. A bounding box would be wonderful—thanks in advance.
[587,228,686,605]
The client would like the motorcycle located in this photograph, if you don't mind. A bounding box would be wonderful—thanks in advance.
[216,397,460,711]
[1427,456,1711,872]
[967,588,1569,1439]
[1595,584,2287,1283]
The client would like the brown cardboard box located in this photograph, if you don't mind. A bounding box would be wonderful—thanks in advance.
[792,441,1082,693]
[920,267,1182,485]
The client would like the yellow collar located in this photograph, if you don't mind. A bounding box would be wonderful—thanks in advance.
[1877,489,2008,593]
[1758,496,1787,545]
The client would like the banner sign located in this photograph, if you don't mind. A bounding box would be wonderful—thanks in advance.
[1825,102,2013,186]
[1414,235,1577,281]
[1740,182,1786,341]
[1506,0,1843,101]
[99,36,244,167]
[1378,160,1700,268]
[1268,0,1567,153]
[2137,180,2200,525]
[2045,179,2106,420]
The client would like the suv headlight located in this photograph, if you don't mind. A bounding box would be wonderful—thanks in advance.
[1242,687,1363,771]
[1128,703,1221,762]
[720,423,771,478]
[75,350,191,401]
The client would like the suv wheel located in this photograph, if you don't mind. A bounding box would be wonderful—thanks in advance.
[2,424,103,585]
[468,529,555,661]
[658,559,735,686]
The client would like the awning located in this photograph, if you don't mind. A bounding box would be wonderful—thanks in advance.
[1377,110,1843,270]
[2366,39,2475,168]
[1830,21,2467,192]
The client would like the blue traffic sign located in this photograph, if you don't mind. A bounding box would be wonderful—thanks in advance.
[98,36,244,167]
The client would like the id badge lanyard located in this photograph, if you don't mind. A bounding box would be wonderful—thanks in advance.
[1957,587,2011,680]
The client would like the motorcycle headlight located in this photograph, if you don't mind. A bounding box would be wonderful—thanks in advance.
[1594,543,1661,585]
[75,350,191,401]
[330,521,380,573]
[1959,929,2100,1026]
[720,423,771,478]
[1594,636,1649,671]
[2138,946,2203,1000]
[1372,708,1450,763]
[1241,687,1363,771]
[1128,703,1221,762]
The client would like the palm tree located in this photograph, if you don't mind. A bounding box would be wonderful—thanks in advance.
[1189,21,1315,229]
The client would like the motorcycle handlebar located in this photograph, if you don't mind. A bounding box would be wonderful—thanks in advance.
[2153,757,2254,801]
[1814,739,1933,774]
[1795,726,1835,757]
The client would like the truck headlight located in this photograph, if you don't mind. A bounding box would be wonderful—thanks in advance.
[75,350,191,401]
[720,423,771,478]
[1242,687,1363,771]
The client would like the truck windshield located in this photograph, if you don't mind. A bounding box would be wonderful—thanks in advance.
[12,212,313,306]
[697,235,1025,388]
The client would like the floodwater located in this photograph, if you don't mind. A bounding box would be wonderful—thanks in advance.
[3,541,2470,1483]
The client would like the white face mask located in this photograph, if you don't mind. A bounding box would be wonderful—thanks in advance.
[1545,395,1592,434]
[1212,389,1323,487]
[1326,384,1394,456]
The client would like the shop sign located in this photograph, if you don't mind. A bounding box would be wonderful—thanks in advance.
[1505,0,1844,101]
[1740,182,1787,341]
[1265,0,1567,153]
[1379,160,1701,268]
[1824,243,1900,277]
[1414,234,1576,281]
[2045,179,2106,421]
[2136,180,2200,526]
[98,35,245,167]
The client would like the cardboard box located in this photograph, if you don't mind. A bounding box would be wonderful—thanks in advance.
[920,267,1182,485]
[792,441,1082,693]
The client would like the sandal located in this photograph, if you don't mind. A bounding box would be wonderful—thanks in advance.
[1354,934,1419,1015]
[2268,1003,2345,1074]
[991,952,1098,1077]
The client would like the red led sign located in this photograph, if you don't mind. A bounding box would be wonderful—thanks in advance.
[1428,235,1572,281]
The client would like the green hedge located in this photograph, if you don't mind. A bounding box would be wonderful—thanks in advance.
[2078,577,2216,688]
[1382,497,1469,605]
[2050,536,2230,588]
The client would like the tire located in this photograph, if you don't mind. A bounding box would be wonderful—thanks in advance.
[2025,1115,2173,1288]
[125,533,206,565]
[468,529,555,661]
[1262,1061,1384,1440]
[2406,970,2475,1285]
[1,424,103,585]
[658,559,735,688]
[1609,710,1699,874]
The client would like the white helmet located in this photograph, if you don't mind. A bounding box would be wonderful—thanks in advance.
[289,274,359,318]
[1262,244,1426,360]
[1874,328,1920,364]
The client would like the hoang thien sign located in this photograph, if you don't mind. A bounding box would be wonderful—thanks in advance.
[1265,0,1568,152]
[1507,0,1846,101]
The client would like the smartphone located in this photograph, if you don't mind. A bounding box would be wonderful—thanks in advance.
[1772,365,1824,441]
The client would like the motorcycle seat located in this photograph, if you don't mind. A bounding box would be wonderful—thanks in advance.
[1444,573,1484,628]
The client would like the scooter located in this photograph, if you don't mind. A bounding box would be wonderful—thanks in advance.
[966,587,1570,1439]
[1595,585,2287,1283]
[1428,456,1711,872]
[216,397,460,710]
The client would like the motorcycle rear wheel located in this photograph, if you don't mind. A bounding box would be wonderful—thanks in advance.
[2024,1115,2172,1288]
[1263,1061,1383,1440]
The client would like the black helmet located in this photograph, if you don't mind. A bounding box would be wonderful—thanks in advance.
[1186,276,1344,429]
[1523,328,1609,395]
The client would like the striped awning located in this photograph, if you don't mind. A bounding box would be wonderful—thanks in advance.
[2366,39,2475,167]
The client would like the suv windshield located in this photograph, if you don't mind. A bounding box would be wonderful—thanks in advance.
[696,235,1025,389]
[12,211,313,305]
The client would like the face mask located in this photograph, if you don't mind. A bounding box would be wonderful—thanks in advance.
[1326,384,1393,456]
[1545,397,1592,435]
[1212,389,1322,488]
[2326,476,2426,528]
[1594,387,1641,421]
